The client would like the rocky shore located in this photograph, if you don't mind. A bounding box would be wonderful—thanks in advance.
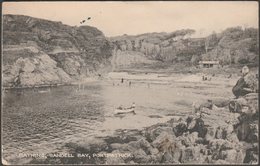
[3,14,258,165]
[29,93,258,165]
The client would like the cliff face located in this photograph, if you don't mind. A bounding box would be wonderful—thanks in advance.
[201,27,259,66]
[109,27,258,67]
[2,15,258,87]
[110,29,204,64]
[3,14,113,87]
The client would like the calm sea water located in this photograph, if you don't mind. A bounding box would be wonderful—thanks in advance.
[2,75,234,163]
[2,83,106,162]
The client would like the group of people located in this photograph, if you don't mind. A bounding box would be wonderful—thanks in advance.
[114,78,151,88]
[202,75,212,81]
[113,78,132,87]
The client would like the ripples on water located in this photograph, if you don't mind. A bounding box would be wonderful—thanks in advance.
[2,79,233,163]
[2,83,105,162]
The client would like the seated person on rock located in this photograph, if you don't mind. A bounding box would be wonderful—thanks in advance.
[229,66,258,113]
[232,66,256,98]
[117,105,123,110]
[128,102,136,109]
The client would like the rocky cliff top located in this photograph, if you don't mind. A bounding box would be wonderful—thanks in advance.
[110,27,258,68]
[3,14,113,87]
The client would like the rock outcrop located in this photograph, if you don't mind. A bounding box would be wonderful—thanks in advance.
[3,14,113,87]
[201,27,259,66]
[110,27,258,67]
[29,92,258,164]
[110,29,203,64]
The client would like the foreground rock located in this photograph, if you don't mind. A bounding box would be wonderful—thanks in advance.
[28,93,258,164]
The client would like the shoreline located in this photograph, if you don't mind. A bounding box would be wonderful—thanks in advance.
[4,66,258,90]
[2,77,100,90]
[25,93,258,165]
[2,71,258,164]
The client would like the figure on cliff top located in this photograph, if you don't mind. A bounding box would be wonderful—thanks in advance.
[232,66,257,98]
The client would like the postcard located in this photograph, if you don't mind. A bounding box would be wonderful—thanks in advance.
[1,1,259,165]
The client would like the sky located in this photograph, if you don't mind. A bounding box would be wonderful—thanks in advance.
[2,1,259,37]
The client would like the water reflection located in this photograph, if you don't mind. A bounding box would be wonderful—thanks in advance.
[2,83,105,162]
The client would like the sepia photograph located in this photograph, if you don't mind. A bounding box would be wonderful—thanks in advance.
[1,1,259,165]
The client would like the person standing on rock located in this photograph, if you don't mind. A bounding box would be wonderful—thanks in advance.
[130,102,135,109]
[232,66,255,98]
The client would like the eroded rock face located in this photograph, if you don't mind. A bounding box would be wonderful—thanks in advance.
[3,14,113,87]
[110,27,258,67]
[110,30,204,65]
[201,27,258,66]
[3,50,71,87]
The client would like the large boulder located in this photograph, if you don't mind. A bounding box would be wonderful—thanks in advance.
[243,144,259,164]
[104,150,126,164]
[180,146,201,163]
[151,131,185,163]
[219,149,245,164]
[244,73,258,92]
[127,138,153,154]
[145,126,174,142]
[177,132,199,147]
[65,138,108,154]
[204,126,217,141]
[173,122,187,137]
[160,151,179,163]
[132,149,150,163]
[152,132,176,153]
[235,119,258,143]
